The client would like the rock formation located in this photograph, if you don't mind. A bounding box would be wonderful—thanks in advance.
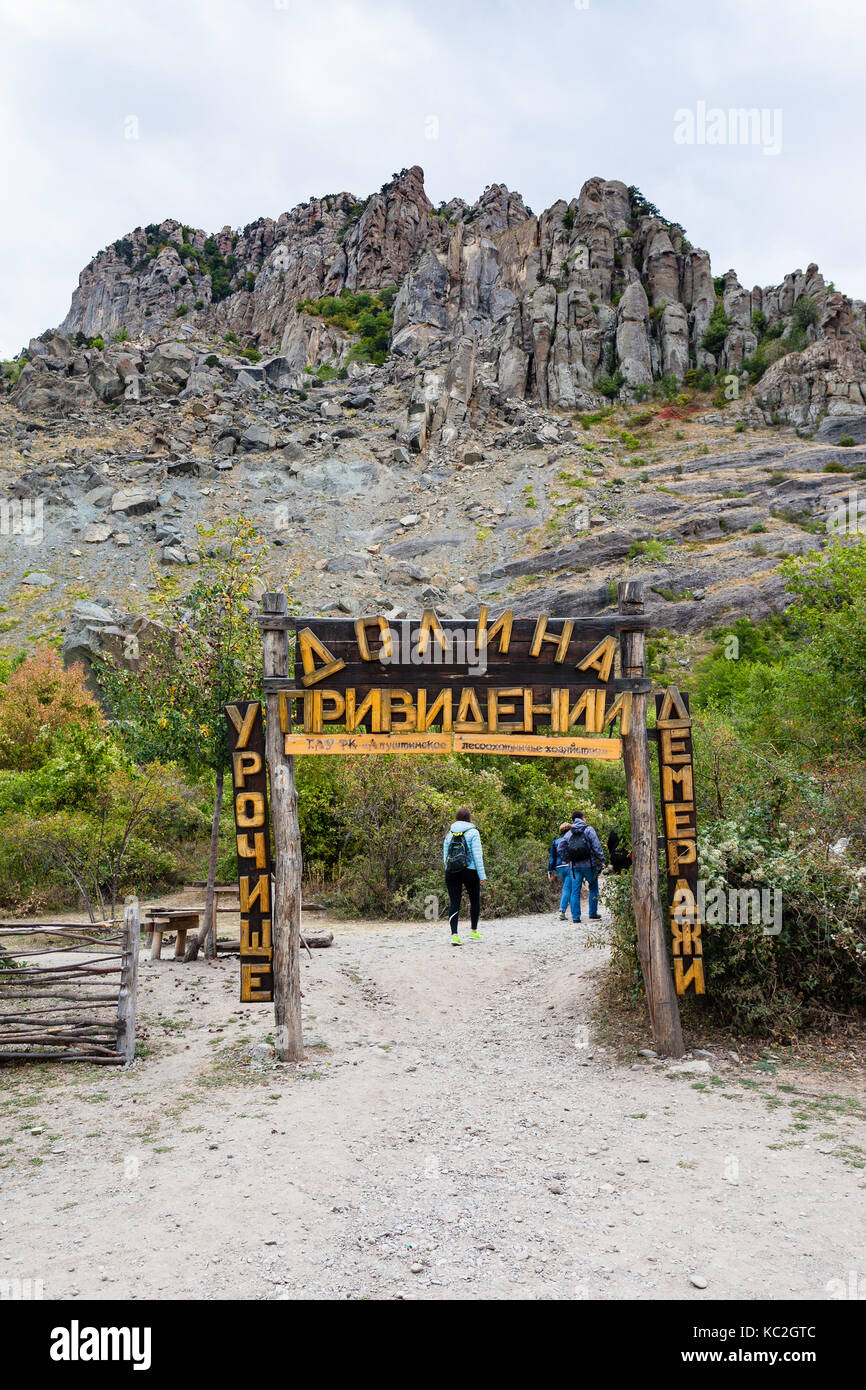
[23,167,860,441]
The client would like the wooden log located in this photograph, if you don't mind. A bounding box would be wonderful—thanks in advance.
[0,1019,116,1031]
[0,993,119,1003]
[258,614,653,635]
[0,1052,125,1064]
[0,921,123,932]
[301,931,334,949]
[618,580,684,1059]
[0,943,125,958]
[0,1033,118,1046]
[263,592,304,1062]
[115,897,140,1065]
[1,965,122,979]
[0,1009,115,1021]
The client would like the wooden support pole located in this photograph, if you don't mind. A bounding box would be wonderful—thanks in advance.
[262,592,304,1063]
[618,580,685,1059]
[115,896,140,1065]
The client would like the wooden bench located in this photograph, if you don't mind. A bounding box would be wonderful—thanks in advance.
[144,909,201,961]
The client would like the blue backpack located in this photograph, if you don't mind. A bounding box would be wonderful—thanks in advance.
[446,830,472,871]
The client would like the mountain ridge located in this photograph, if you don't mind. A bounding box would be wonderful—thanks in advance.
[50,166,866,434]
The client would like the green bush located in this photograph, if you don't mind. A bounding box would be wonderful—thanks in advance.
[296,286,397,366]
[596,370,625,399]
[628,538,668,563]
[203,238,237,303]
[839,435,855,447]
[694,818,865,1035]
[700,300,732,357]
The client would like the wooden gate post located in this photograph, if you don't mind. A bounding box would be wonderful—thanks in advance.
[262,592,304,1062]
[116,896,140,1065]
[618,581,684,1058]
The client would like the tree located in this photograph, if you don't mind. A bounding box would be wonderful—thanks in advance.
[16,766,183,922]
[0,647,103,770]
[700,300,732,357]
[777,537,866,751]
[98,518,271,957]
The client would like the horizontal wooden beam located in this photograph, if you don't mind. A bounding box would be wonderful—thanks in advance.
[258,614,653,633]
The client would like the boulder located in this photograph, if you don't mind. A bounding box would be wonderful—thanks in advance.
[146,342,195,387]
[87,359,123,402]
[109,488,160,516]
[83,522,113,543]
[240,423,276,452]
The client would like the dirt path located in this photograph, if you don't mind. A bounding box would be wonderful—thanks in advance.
[2,906,864,1301]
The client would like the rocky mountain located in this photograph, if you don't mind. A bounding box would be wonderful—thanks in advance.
[2,167,865,670]
[33,166,866,436]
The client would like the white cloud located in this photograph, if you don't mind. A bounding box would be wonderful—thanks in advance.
[0,0,864,354]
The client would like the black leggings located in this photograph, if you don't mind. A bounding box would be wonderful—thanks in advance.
[445,868,480,934]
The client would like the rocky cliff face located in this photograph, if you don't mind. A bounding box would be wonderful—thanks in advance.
[2,310,865,667]
[46,167,866,441]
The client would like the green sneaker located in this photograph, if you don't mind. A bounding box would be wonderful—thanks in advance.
[451,935,463,946]
[469,930,483,941]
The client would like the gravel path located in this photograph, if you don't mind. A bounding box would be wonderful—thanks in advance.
[2,906,864,1300]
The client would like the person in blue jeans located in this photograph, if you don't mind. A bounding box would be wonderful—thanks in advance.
[556,811,605,923]
[547,834,574,920]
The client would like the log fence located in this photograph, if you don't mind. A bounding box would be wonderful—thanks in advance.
[0,897,140,1065]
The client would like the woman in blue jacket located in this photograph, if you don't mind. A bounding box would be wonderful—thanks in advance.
[548,834,573,920]
[443,808,486,946]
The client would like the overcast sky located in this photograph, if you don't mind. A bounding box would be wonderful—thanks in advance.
[1,0,863,357]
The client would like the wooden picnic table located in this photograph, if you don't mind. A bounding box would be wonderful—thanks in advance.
[144,907,202,961]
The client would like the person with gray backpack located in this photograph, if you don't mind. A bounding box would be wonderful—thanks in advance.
[555,810,604,923]
[443,808,486,945]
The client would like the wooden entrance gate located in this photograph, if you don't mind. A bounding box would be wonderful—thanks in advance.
[226,580,702,1060]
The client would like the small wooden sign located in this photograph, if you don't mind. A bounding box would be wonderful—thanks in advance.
[655,688,704,996]
[225,702,274,1004]
[282,731,622,759]
[452,732,622,759]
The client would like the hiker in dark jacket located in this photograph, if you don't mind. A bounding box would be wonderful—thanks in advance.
[556,810,604,923]
[548,832,575,921]
[607,829,631,875]
[443,808,486,946]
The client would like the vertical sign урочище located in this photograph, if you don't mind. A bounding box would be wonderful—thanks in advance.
[226,702,274,1003]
